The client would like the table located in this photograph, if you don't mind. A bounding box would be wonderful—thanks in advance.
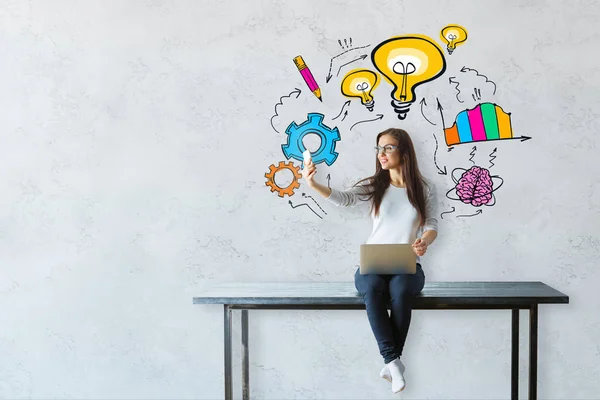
[194,281,569,400]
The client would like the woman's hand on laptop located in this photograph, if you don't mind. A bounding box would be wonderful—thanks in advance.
[412,237,428,256]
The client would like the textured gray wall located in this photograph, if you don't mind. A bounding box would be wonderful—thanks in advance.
[1,0,599,399]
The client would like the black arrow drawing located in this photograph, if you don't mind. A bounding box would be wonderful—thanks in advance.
[289,200,323,219]
[270,88,301,133]
[460,66,497,95]
[448,76,464,103]
[420,98,436,126]
[326,173,331,188]
[350,114,384,130]
[341,110,348,121]
[433,133,447,175]
[440,207,456,219]
[457,209,483,218]
[437,98,445,128]
[469,146,477,164]
[302,193,327,215]
[332,100,351,120]
[336,54,368,77]
[326,44,371,83]
[489,148,497,169]
[448,135,532,147]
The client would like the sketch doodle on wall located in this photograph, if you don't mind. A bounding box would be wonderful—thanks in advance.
[303,192,327,215]
[371,34,447,120]
[263,24,535,221]
[446,165,504,207]
[337,54,369,78]
[326,42,371,83]
[442,103,531,147]
[448,76,464,103]
[488,148,497,169]
[440,24,468,55]
[338,37,352,49]
[289,192,329,219]
[433,133,448,175]
[270,88,302,133]
[293,56,322,102]
[282,112,341,168]
[289,199,323,219]
[264,161,302,198]
[332,100,350,121]
[460,66,497,95]
[341,69,380,112]
[350,113,384,131]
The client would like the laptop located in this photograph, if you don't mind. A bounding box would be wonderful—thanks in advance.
[359,243,416,275]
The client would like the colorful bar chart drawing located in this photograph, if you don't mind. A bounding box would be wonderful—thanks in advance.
[444,103,513,146]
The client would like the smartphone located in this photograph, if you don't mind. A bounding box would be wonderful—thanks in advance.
[303,150,312,165]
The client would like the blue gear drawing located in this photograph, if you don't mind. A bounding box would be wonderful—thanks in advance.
[281,113,341,167]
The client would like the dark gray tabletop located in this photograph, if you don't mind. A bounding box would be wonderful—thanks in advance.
[193,281,569,307]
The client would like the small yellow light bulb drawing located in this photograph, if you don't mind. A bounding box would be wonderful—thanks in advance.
[371,34,446,120]
[440,24,468,55]
[340,69,380,112]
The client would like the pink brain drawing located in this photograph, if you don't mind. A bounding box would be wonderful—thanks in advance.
[455,166,494,206]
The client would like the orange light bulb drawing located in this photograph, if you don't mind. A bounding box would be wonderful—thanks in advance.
[341,69,380,112]
[371,34,446,120]
[440,24,468,55]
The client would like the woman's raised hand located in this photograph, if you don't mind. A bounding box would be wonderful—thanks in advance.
[301,159,317,187]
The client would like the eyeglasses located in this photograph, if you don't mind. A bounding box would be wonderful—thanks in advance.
[374,145,399,154]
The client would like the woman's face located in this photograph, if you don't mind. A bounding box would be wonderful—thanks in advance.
[376,134,401,170]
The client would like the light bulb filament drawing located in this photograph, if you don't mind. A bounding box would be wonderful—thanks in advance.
[341,69,380,112]
[440,25,468,55]
[391,61,417,102]
[371,34,446,120]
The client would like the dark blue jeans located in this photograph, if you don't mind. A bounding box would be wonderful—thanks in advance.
[354,263,425,363]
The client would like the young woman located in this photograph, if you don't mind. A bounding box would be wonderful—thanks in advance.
[301,128,438,393]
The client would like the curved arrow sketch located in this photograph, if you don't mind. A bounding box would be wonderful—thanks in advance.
[332,100,351,120]
[420,98,436,126]
[350,114,383,131]
[456,209,483,218]
[270,88,301,133]
[433,133,447,175]
[448,77,464,103]
[460,66,497,95]
[440,207,456,219]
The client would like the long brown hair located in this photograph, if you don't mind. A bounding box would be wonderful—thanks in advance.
[353,128,428,225]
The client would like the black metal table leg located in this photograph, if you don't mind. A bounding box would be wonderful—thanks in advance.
[512,309,519,400]
[529,304,538,400]
[224,305,233,400]
[242,309,249,400]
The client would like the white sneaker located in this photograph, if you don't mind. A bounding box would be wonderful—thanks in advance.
[384,357,406,393]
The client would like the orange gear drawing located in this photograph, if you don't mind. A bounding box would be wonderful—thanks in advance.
[264,161,301,197]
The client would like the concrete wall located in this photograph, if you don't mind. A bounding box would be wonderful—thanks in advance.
[1,0,599,398]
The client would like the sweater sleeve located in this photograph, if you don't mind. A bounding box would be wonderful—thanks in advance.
[423,182,439,233]
[325,184,371,207]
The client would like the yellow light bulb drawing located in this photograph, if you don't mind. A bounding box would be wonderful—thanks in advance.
[371,34,446,120]
[340,69,380,112]
[440,24,468,55]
